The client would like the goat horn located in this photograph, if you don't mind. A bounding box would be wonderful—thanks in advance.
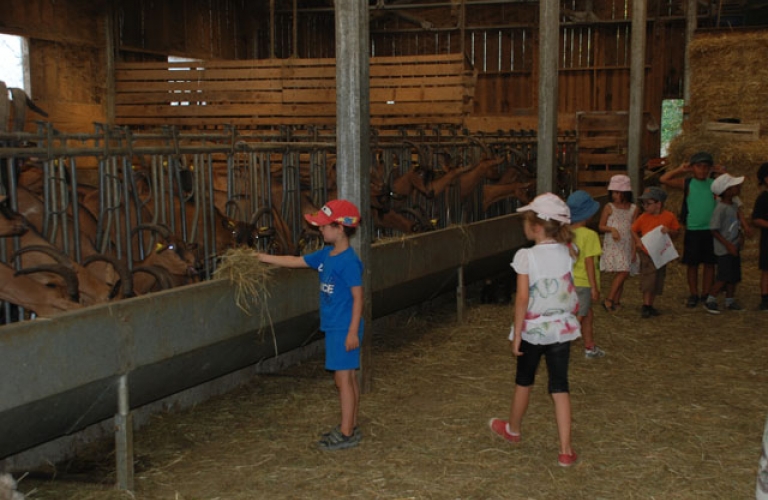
[132,223,172,239]
[468,136,492,159]
[250,207,273,225]
[397,207,432,231]
[83,254,133,299]
[15,265,80,302]
[132,265,174,291]
[12,245,73,267]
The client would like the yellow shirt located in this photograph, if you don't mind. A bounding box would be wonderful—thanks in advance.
[571,226,602,289]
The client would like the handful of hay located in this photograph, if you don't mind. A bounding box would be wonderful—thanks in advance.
[213,247,273,316]
[0,473,24,500]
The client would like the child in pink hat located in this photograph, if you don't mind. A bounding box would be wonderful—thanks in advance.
[598,174,639,312]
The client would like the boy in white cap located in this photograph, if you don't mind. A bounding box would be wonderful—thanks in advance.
[704,174,749,313]
[256,199,364,450]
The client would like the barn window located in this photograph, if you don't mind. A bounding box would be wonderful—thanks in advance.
[0,34,27,91]
[660,99,684,157]
[168,56,205,107]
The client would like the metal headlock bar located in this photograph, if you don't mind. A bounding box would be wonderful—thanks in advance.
[0,123,579,491]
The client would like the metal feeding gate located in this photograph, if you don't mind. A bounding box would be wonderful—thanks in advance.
[0,123,574,489]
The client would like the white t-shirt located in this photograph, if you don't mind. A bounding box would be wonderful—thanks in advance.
[510,243,581,345]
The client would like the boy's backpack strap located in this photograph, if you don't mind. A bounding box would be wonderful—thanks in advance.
[680,176,692,224]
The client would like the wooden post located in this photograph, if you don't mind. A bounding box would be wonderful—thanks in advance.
[628,0,647,196]
[684,0,697,104]
[292,0,298,58]
[270,0,276,59]
[335,0,373,392]
[105,2,116,126]
[537,0,559,194]
[456,266,466,322]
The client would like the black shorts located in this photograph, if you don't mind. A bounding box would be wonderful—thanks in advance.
[514,340,571,394]
[682,229,717,266]
[716,254,741,284]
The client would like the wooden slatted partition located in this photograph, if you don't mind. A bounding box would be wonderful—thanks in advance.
[115,54,475,127]
[576,111,628,197]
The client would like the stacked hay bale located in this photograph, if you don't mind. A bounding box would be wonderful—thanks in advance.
[661,31,768,259]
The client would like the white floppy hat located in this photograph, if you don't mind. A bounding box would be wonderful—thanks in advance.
[711,173,744,196]
[516,192,571,223]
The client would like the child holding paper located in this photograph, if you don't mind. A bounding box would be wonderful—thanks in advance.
[631,187,681,318]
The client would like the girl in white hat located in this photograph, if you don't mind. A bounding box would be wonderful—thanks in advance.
[488,192,580,467]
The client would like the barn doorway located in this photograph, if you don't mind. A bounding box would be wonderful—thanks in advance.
[0,34,27,90]
[660,98,684,157]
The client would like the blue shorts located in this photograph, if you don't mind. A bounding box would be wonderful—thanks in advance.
[324,327,363,371]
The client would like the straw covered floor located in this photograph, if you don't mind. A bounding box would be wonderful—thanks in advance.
[15,259,768,499]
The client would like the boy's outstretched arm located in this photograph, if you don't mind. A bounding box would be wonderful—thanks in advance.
[256,252,308,268]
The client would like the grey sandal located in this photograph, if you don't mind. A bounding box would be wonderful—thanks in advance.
[318,426,360,451]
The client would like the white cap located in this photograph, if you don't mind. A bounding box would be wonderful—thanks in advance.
[516,192,571,223]
[711,173,744,195]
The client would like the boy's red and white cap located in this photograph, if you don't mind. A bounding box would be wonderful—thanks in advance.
[304,199,361,227]
[711,173,744,195]
[516,193,571,224]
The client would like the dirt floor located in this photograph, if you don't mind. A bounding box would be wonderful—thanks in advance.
[12,258,768,500]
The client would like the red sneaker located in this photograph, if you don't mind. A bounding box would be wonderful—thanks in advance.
[558,451,578,467]
[488,418,521,443]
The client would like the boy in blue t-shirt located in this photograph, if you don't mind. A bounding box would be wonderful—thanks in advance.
[257,199,364,451]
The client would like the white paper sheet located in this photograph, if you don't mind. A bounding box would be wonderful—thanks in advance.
[641,226,679,269]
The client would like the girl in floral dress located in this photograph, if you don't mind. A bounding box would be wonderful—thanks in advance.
[598,175,639,311]
[488,192,581,467]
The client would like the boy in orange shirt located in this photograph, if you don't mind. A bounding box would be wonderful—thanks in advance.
[631,187,681,318]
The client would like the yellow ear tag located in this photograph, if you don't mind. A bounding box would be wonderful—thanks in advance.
[154,242,166,253]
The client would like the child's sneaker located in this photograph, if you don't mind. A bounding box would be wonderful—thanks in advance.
[705,300,720,315]
[321,425,362,441]
[584,346,606,359]
[488,418,521,443]
[318,427,360,451]
[726,301,743,311]
[641,305,652,318]
[558,451,578,467]
[760,301,768,311]
[686,295,699,308]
